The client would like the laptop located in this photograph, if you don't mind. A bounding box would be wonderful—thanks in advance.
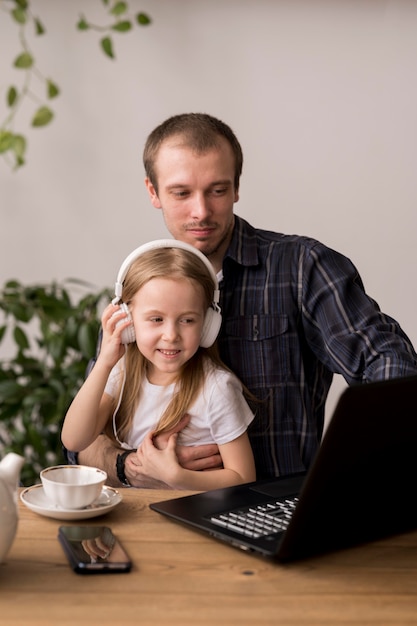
[150,375,417,562]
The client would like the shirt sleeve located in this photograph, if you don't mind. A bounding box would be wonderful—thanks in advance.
[202,368,255,445]
[301,242,417,383]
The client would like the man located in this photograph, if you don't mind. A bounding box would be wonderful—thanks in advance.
[74,113,417,487]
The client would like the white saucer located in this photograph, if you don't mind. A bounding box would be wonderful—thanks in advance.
[20,484,123,521]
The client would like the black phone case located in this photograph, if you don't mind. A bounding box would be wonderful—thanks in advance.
[58,525,132,575]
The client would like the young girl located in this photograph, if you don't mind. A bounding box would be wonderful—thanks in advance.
[62,240,256,490]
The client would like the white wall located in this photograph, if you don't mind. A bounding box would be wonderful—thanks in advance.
[1,0,416,418]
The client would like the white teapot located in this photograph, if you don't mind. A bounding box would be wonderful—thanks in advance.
[0,452,25,563]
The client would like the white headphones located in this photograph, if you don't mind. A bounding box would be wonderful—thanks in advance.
[112,239,222,347]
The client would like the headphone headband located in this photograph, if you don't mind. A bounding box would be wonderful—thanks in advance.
[113,239,219,304]
[112,239,222,348]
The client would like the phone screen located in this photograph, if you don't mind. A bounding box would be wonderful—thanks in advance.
[58,525,132,574]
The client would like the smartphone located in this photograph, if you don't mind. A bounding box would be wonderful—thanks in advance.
[58,525,132,574]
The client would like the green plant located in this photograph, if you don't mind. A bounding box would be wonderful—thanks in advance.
[0,279,111,486]
[77,0,151,60]
[0,0,151,169]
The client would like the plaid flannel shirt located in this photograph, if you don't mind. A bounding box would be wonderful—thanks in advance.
[217,215,417,478]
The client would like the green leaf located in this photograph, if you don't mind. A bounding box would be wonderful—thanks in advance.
[0,379,22,402]
[111,2,128,16]
[34,17,45,35]
[0,403,21,424]
[4,279,21,289]
[12,135,26,160]
[4,301,32,323]
[0,325,6,344]
[48,334,66,363]
[48,378,66,398]
[47,80,60,99]
[32,106,54,127]
[7,86,18,107]
[26,424,45,452]
[36,294,70,321]
[0,131,14,154]
[112,20,132,33]
[12,7,27,24]
[13,326,30,351]
[101,36,115,59]
[78,323,97,359]
[137,13,151,26]
[77,16,90,31]
[14,52,34,69]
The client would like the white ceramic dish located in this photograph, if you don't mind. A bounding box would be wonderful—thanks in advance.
[20,484,122,521]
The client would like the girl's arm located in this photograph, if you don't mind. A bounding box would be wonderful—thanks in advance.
[61,302,130,452]
[137,430,256,490]
[61,363,115,452]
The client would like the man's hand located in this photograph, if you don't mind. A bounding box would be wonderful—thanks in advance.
[176,442,222,471]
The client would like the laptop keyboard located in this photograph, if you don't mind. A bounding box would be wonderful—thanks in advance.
[209,496,299,539]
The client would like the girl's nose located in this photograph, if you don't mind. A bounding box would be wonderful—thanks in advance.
[162,322,179,342]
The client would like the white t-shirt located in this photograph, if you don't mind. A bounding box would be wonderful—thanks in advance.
[104,360,254,450]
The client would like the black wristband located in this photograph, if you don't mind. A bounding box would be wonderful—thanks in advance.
[116,449,136,487]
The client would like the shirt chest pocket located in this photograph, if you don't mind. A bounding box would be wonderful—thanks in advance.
[225,315,288,341]
[223,315,290,387]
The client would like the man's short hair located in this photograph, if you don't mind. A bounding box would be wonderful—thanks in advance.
[143,113,243,193]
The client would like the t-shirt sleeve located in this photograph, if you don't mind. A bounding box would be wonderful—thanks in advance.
[204,368,255,445]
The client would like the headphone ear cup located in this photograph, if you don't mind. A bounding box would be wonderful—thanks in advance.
[200,307,222,348]
[118,303,136,345]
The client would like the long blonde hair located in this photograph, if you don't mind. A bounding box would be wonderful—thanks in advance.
[107,247,227,443]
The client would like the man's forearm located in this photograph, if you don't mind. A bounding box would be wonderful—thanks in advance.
[77,434,169,489]
[77,434,122,487]
[76,432,222,490]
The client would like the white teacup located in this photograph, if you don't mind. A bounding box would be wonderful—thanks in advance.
[40,465,107,509]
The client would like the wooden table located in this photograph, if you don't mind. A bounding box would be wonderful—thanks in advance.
[2,488,417,625]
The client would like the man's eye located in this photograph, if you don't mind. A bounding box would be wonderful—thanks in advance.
[212,187,227,196]
[173,190,189,198]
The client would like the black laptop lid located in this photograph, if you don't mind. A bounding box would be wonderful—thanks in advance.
[276,374,417,559]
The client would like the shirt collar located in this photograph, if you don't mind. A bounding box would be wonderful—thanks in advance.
[225,215,259,267]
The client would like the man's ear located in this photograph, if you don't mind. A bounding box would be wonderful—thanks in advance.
[144,177,162,208]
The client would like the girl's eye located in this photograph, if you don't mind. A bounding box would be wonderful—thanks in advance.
[180,318,194,325]
[150,317,163,323]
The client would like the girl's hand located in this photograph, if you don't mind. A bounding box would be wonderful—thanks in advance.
[97,303,131,367]
[136,431,180,484]
[152,414,222,471]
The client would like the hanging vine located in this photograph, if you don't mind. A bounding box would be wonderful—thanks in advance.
[0,0,151,170]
